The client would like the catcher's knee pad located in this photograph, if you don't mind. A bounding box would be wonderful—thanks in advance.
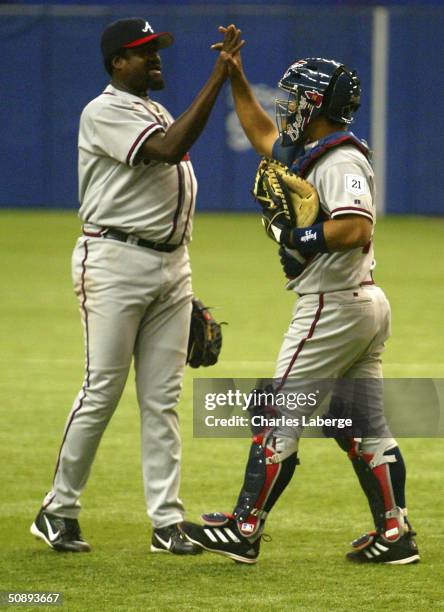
[349,438,408,541]
[233,433,299,537]
[322,394,354,449]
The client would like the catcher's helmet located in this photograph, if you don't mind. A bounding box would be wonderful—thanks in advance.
[276,58,361,146]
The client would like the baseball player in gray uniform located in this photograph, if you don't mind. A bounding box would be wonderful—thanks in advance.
[182,50,419,565]
[30,19,243,554]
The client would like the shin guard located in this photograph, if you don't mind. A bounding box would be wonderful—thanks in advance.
[232,433,298,537]
[349,439,409,541]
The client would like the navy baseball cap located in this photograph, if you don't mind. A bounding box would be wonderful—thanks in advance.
[101,18,174,60]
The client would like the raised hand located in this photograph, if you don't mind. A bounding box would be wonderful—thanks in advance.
[211,24,245,75]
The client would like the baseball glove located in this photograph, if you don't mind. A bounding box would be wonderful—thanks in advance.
[252,157,320,235]
[187,298,223,368]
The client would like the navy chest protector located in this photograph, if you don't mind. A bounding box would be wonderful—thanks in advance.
[272,131,371,178]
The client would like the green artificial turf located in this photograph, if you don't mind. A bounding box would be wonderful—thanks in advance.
[0,211,443,611]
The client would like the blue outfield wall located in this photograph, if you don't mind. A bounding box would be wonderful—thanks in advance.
[1,5,443,215]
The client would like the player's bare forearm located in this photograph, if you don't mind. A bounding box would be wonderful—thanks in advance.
[230,71,278,157]
[140,25,244,164]
[323,216,372,251]
[212,26,278,157]
[143,66,227,163]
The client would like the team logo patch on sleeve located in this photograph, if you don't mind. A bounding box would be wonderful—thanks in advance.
[345,174,367,196]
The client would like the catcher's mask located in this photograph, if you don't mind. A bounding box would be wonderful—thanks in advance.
[276,58,361,146]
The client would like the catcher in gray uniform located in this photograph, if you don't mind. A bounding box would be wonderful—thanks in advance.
[30,18,243,555]
[182,46,419,565]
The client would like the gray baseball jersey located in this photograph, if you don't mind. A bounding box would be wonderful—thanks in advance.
[286,144,375,295]
[79,84,197,244]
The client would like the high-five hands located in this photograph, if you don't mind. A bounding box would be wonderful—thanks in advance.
[211,24,245,74]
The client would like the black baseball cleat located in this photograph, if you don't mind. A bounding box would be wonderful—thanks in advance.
[30,508,91,552]
[151,523,202,555]
[181,517,261,564]
[346,530,420,565]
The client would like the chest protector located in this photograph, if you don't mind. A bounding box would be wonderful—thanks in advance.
[289,131,371,178]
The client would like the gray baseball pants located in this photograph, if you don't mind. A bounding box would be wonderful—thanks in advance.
[272,285,394,445]
[43,236,192,528]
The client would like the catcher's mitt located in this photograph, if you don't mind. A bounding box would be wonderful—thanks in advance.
[252,157,320,230]
[187,298,223,368]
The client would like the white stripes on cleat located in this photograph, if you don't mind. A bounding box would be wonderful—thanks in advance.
[204,527,241,544]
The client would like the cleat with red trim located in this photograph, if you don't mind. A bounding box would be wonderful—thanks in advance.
[351,530,378,550]
[201,512,234,526]
[181,518,261,564]
[346,531,420,565]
